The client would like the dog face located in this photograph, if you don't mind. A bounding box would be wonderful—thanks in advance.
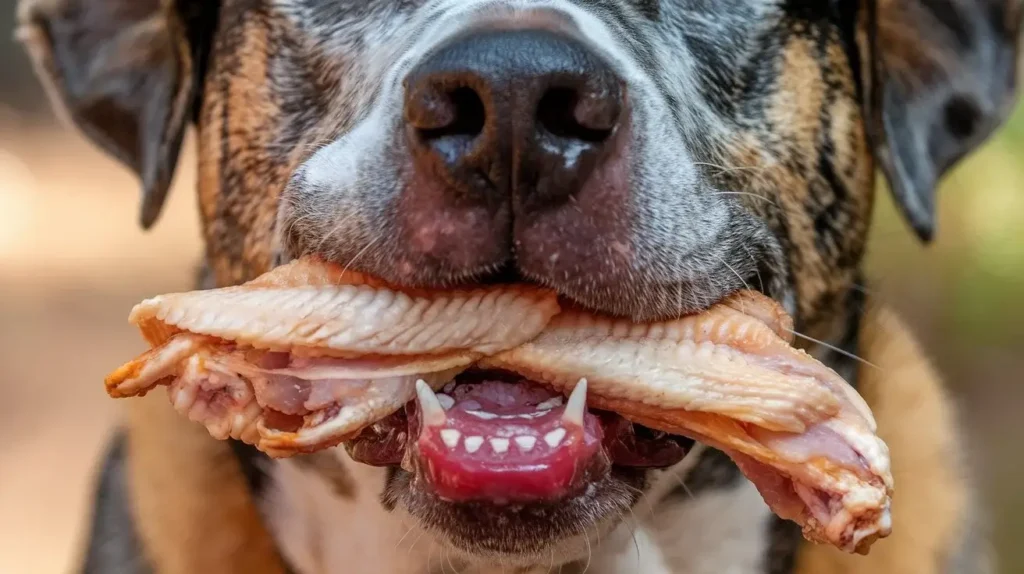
[19,0,1021,569]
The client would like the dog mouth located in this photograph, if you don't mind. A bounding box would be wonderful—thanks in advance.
[347,369,693,503]
[344,269,777,505]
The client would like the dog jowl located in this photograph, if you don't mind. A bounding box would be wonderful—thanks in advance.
[18,0,1021,572]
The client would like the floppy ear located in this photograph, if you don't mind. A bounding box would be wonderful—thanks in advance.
[864,0,1023,241]
[16,0,212,229]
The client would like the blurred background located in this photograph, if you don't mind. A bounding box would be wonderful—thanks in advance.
[0,4,1022,574]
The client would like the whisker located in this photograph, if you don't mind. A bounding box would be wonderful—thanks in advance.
[444,545,458,574]
[620,482,657,519]
[311,210,359,256]
[710,190,780,209]
[407,527,427,555]
[671,470,696,501]
[782,328,882,371]
[426,540,437,574]
[693,161,769,175]
[615,506,643,567]
[715,253,751,292]
[340,233,383,275]
[740,243,765,293]
[394,523,416,552]
[581,523,593,574]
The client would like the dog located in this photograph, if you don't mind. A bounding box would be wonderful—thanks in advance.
[18,0,1022,572]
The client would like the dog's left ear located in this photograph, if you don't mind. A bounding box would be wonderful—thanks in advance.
[16,0,215,229]
[864,0,1023,241]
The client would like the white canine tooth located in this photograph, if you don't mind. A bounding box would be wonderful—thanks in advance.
[466,410,498,420]
[436,393,455,410]
[536,397,563,411]
[514,436,537,452]
[464,436,484,453]
[416,379,447,427]
[440,429,461,450]
[544,428,567,448]
[562,378,588,426]
[490,438,510,454]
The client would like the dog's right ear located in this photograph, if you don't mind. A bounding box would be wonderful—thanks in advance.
[16,0,214,229]
[864,0,1022,242]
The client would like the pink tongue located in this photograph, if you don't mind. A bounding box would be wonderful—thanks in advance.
[415,381,607,503]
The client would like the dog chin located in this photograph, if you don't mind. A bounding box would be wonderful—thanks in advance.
[382,465,650,564]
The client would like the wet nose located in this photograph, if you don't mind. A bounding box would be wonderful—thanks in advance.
[403,29,626,212]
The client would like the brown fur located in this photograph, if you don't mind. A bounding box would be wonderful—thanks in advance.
[708,20,875,344]
[198,8,297,285]
[126,396,287,574]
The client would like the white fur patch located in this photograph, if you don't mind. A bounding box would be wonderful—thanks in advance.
[262,441,773,574]
[646,480,773,574]
[265,448,437,574]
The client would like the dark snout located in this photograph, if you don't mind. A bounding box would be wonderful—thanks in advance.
[403,29,625,211]
[394,27,633,280]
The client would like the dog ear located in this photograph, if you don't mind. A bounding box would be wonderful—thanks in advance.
[16,0,211,229]
[864,0,1022,241]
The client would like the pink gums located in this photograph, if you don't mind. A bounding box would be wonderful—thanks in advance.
[412,380,607,503]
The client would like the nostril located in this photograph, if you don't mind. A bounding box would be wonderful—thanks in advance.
[536,87,620,143]
[409,86,487,141]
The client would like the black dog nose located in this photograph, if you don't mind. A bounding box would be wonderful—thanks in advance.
[403,29,625,212]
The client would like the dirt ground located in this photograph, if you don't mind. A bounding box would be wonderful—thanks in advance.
[0,125,204,573]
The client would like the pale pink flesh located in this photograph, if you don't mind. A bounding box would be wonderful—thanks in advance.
[483,297,893,554]
[105,333,471,455]
[128,257,561,357]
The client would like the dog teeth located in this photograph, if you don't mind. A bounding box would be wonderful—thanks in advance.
[440,429,461,449]
[497,412,544,420]
[561,378,587,427]
[514,436,537,452]
[436,393,455,410]
[535,397,563,411]
[443,382,456,394]
[466,410,498,420]
[489,438,510,454]
[544,428,567,448]
[415,379,447,427]
[464,436,484,453]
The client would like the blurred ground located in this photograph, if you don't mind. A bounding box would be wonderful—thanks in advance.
[1,9,1022,574]
[0,117,205,573]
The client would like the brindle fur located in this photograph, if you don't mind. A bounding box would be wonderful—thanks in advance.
[16,0,1021,573]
